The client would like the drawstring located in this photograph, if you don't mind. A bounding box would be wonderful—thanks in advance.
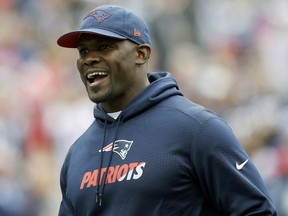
[96,118,107,206]
[96,116,121,207]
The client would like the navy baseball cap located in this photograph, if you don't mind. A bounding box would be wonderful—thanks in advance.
[57,5,151,48]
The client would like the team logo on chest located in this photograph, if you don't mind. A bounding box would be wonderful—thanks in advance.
[99,140,133,160]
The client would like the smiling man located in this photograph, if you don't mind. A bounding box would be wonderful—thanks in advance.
[76,34,150,112]
[57,5,277,216]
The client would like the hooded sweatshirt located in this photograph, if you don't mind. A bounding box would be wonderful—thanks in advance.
[59,72,277,216]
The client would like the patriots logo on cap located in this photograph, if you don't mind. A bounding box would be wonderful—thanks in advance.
[84,9,111,23]
[99,140,133,160]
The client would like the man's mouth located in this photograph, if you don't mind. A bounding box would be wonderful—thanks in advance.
[86,71,108,85]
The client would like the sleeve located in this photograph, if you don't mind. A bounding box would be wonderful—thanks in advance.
[191,117,277,215]
[58,153,74,216]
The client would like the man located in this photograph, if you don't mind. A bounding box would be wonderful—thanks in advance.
[57,4,277,215]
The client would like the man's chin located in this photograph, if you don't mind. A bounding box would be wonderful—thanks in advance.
[88,94,106,104]
[89,97,101,104]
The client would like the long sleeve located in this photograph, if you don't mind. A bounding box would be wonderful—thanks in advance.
[58,152,74,216]
[191,117,277,215]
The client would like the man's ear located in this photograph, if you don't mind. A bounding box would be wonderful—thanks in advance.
[135,44,151,65]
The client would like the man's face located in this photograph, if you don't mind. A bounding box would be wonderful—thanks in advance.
[76,34,142,112]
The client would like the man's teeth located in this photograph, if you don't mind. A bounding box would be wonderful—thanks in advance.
[87,72,107,79]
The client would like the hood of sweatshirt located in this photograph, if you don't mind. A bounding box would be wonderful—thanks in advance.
[93,72,183,124]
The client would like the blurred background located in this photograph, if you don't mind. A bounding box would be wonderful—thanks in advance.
[0,0,288,215]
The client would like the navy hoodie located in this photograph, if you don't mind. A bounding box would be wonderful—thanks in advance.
[59,72,277,215]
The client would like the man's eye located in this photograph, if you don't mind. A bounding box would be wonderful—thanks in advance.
[78,48,88,56]
[99,44,111,50]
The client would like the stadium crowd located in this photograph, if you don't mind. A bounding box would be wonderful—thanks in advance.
[0,0,287,215]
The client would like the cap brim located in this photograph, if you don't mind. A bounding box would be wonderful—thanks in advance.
[57,28,127,48]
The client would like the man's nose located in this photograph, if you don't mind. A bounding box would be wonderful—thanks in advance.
[83,52,101,65]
